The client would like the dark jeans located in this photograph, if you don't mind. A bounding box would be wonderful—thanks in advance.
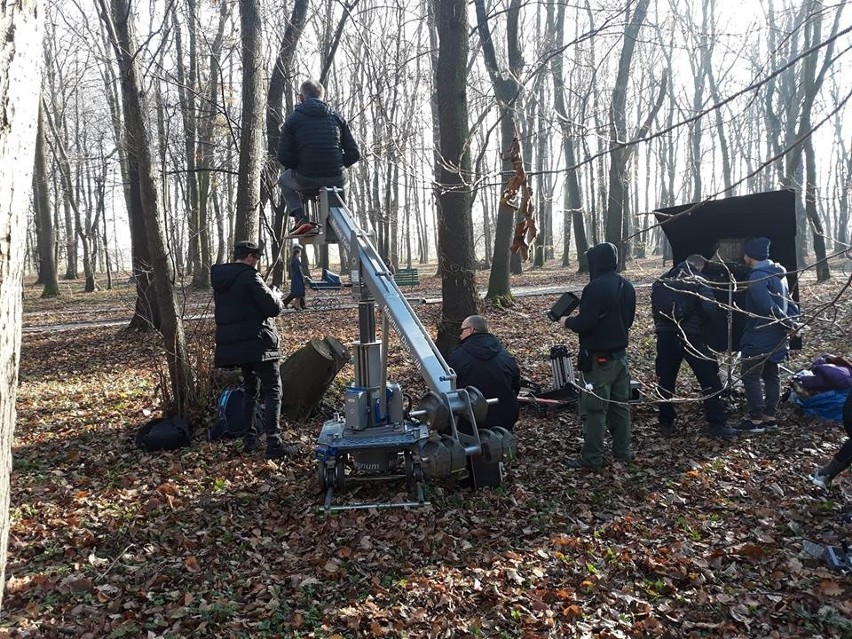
[741,356,780,420]
[832,393,852,471]
[655,332,725,426]
[834,421,852,472]
[240,360,282,442]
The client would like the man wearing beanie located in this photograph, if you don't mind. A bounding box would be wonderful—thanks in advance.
[735,236,799,434]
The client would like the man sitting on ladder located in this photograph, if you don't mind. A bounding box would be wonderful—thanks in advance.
[277,79,361,236]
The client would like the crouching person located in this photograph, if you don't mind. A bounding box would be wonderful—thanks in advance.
[811,390,852,488]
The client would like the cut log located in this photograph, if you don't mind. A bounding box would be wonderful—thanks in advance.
[280,336,351,419]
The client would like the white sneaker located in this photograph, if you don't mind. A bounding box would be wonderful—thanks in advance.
[810,469,831,489]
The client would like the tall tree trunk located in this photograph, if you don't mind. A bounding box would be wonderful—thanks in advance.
[0,0,42,609]
[234,0,265,243]
[476,0,524,304]
[172,0,206,289]
[98,0,196,416]
[604,0,650,264]
[33,98,60,298]
[266,0,308,288]
[42,101,97,291]
[551,0,588,271]
[434,0,477,354]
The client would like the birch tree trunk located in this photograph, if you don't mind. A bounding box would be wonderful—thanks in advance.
[0,0,42,609]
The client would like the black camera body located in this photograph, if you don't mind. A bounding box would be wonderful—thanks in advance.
[547,292,580,322]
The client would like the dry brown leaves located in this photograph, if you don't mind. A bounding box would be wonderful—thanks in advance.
[5,261,851,638]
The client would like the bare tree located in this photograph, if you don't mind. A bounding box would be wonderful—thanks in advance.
[434,0,478,354]
[604,0,651,261]
[550,0,589,271]
[234,0,265,243]
[33,97,61,298]
[475,0,525,305]
[98,0,196,415]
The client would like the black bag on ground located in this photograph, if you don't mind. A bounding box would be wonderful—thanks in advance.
[209,386,261,441]
[136,416,192,451]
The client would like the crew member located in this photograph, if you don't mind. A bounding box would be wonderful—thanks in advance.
[277,80,360,236]
[560,242,636,470]
[211,241,297,459]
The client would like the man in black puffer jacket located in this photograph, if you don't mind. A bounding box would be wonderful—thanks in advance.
[652,254,736,440]
[447,315,521,432]
[277,79,360,235]
[212,241,293,459]
[561,242,636,470]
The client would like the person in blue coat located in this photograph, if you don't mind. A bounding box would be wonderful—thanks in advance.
[282,245,306,310]
[735,237,799,434]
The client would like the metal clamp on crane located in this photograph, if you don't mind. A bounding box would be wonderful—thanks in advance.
[311,188,516,511]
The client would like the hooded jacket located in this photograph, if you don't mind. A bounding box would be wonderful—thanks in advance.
[277,98,360,178]
[739,259,797,362]
[447,332,521,430]
[564,243,636,354]
[211,263,285,367]
[652,261,719,338]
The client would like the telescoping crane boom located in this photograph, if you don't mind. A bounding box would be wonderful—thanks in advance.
[302,188,517,510]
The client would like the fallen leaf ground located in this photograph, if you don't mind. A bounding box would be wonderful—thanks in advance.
[3,259,851,639]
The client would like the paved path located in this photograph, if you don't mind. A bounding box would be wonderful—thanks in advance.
[25,282,650,334]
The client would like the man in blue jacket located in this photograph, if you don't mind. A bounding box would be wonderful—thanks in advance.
[212,241,295,459]
[277,80,360,235]
[735,237,799,434]
[561,243,636,470]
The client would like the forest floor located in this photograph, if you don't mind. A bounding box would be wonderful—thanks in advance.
[3,257,852,639]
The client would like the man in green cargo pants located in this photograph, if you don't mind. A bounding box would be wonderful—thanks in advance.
[560,242,636,470]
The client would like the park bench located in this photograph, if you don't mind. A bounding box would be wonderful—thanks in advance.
[393,267,420,287]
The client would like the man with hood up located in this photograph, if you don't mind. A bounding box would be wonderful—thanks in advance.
[447,315,521,432]
[211,241,295,459]
[277,79,361,236]
[735,236,799,435]
[560,242,636,470]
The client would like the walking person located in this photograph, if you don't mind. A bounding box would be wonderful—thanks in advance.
[652,254,737,439]
[561,242,636,470]
[282,244,307,311]
[211,241,298,459]
[735,237,799,434]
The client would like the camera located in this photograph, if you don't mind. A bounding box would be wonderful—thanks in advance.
[547,292,580,322]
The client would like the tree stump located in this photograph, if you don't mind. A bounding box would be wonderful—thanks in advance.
[280,336,351,419]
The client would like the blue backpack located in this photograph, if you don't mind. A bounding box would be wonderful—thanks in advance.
[209,387,262,441]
